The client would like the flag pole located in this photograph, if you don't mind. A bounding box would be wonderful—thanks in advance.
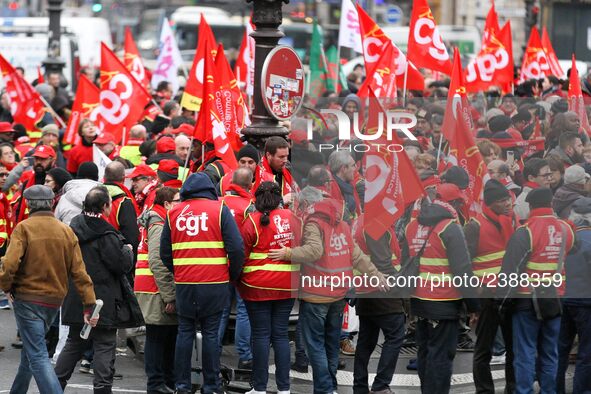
[38,95,66,128]
[402,60,409,107]
[181,135,194,182]
[435,133,444,169]
[335,45,341,93]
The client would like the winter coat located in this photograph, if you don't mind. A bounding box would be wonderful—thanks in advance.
[54,179,101,225]
[514,185,534,221]
[564,221,591,306]
[552,183,588,219]
[63,214,143,329]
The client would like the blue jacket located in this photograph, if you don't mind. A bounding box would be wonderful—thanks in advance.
[160,173,244,318]
[564,222,591,306]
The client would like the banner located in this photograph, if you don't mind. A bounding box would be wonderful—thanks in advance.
[338,0,363,53]
[151,18,184,95]
[64,74,100,145]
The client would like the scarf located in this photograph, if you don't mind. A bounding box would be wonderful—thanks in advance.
[482,204,517,243]
[524,181,542,190]
[256,156,297,194]
[135,179,159,209]
[226,183,253,200]
[529,207,555,219]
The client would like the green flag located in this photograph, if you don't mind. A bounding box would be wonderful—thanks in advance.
[309,20,328,97]
[326,46,348,93]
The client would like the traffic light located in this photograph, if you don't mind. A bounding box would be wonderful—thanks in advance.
[91,1,102,14]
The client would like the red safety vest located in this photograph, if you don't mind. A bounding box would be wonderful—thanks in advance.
[406,209,462,301]
[470,214,507,286]
[299,199,354,298]
[221,185,254,230]
[133,228,158,294]
[517,208,575,295]
[239,209,300,301]
[167,199,229,284]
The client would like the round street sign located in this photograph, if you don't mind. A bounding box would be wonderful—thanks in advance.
[261,45,305,121]
[386,5,403,25]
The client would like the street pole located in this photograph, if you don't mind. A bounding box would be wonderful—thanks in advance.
[42,0,65,75]
[242,0,290,150]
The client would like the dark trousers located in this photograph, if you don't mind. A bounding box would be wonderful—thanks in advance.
[353,313,405,394]
[416,318,458,394]
[54,325,117,392]
[244,298,295,392]
[294,310,309,367]
[473,298,515,394]
[144,325,177,391]
[557,304,591,394]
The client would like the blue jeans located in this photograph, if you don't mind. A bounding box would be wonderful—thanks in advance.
[217,287,252,362]
[244,298,295,392]
[300,299,346,394]
[175,312,223,394]
[513,308,561,394]
[294,315,309,366]
[144,325,177,390]
[10,300,63,394]
[557,304,591,394]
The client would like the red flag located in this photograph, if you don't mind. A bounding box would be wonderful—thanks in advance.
[124,27,151,91]
[0,54,46,135]
[407,0,452,75]
[64,74,100,145]
[484,1,500,39]
[442,48,486,204]
[98,43,151,144]
[465,21,513,92]
[568,54,591,136]
[363,89,425,240]
[193,40,238,170]
[356,4,424,91]
[357,40,397,102]
[234,21,255,97]
[37,67,44,84]
[519,27,551,83]
[181,15,217,112]
[541,27,564,77]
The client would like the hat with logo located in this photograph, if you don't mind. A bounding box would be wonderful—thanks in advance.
[32,145,56,159]
[126,164,157,179]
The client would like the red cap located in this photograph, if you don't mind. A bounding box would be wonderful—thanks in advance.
[126,164,157,179]
[156,137,176,154]
[436,183,465,202]
[0,122,15,133]
[163,179,183,188]
[32,145,56,159]
[171,124,194,135]
[289,129,307,145]
[94,132,116,145]
[158,159,179,174]
[421,175,441,189]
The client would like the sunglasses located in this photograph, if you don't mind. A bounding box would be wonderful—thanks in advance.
[0,173,8,177]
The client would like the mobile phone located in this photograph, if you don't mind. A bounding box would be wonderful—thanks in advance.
[506,151,515,166]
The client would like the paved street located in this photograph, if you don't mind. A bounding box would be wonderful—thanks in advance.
[0,308,573,393]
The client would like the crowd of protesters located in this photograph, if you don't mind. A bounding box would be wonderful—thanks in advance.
[0,61,590,394]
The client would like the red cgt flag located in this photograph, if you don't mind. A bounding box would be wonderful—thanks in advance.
[363,89,425,240]
[356,4,424,91]
[407,0,452,75]
[541,27,564,78]
[124,27,151,91]
[568,54,591,136]
[442,48,486,204]
[519,27,551,83]
[0,54,46,135]
[64,74,100,145]
[193,39,237,170]
[181,14,217,112]
[357,40,397,102]
[98,43,151,144]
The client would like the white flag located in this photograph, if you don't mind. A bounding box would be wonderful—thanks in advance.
[151,18,184,95]
[93,144,112,181]
[338,0,363,53]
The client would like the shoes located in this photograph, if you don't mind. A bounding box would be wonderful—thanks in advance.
[0,345,4,351]
[79,360,92,374]
[406,358,417,371]
[340,338,356,355]
[245,390,266,394]
[401,331,416,348]
[237,359,253,370]
[337,359,347,370]
[113,372,123,380]
[490,354,506,365]
[174,391,191,394]
[147,384,174,394]
[0,299,10,309]
[11,340,22,349]
[456,337,475,352]
[370,389,393,394]
[291,362,308,373]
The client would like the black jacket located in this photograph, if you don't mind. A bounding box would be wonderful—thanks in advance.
[408,202,480,320]
[62,214,143,329]
[552,183,587,219]
[104,183,140,260]
[160,172,245,318]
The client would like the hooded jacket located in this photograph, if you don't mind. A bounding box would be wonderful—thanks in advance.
[54,179,101,225]
[63,214,142,329]
[160,172,244,318]
[552,183,587,219]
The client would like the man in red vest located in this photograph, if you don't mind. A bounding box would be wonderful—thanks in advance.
[253,136,298,207]
[127,164,159,213]
[160,172,244,394]
[464,179,518,393]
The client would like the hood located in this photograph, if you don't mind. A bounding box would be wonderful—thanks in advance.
[553,184,586,211]
[417,200,456,227]
[70,214,116,244]
[307,198,344,226]
[61,179,101,210]
[138,205,166,228]
[180,172,218,201]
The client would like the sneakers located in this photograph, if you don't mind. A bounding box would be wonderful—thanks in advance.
[456,337,475,352]
[406,358,417,371]
[340,338,356,355]
[337,359,347,370]
[237,359,252,370]
[490,354,506,365]
[79,360,92,374]
[0,299,10,309]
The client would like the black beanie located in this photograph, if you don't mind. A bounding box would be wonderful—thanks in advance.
[525,187,553,208]
[77,162,99,181]
[47,167,73,191]
[237,144,260,163]
[441,166,470,190]
[483,179,511,206]
[488,115,512,133]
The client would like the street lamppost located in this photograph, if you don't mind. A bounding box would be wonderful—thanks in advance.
[242,0,290,149]
[42,0,65,75]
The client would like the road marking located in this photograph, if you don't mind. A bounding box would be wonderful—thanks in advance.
[68,384,146,393]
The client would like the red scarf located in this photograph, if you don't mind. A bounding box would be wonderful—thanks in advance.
[255,156,298,195]
[112,182,140,215]
[482,204,517,243]
[135,180,159,209]
[524,181,542,190]
[226,183,253,201]
[2,161,16,171]
[150,203,168,222]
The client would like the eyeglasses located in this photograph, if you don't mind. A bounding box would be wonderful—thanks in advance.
[538,172,554,178]
[0,173,9,177]
[172,199,181,202]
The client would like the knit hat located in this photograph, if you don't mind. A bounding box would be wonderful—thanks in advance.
[237,144,260,163]
[47,167,73,191]
[41,124,60,137]
[486,108,504,122]
[511,109,532,124]
[441,166,470,190]
[76,162,99,181]
[525,187,553,207]
[483,179,511,206]
[550,99,568,114]
[488,115,512,133]
[564,165,590,185]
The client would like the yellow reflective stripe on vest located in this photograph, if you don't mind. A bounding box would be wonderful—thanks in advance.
[526,261,558,270]
[473,266,501,276]
[419,257,449,266]
[28,131,42,138]
[173,257,228,265]
[473,251,505,263]
[249,252,268,260]
[242,263,300,273]
[137,253,148,260]
[0,219,6,225]
[172,241,225,250]
[0,232,7,238]
[135,268,153,276]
